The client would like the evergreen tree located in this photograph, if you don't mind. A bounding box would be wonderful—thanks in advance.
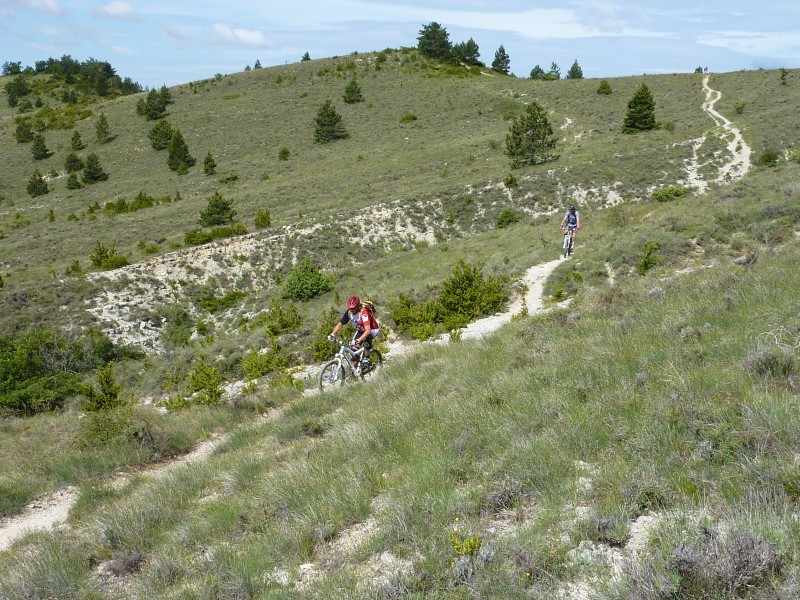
[26,169,48,197]
[342,76,364,104]
[542,62,560,80]
[492,45,511,74]
[254,59,262,69]
[504,100,559,168]
[199,191,236,226]
[82,152,109,184]
[66,173,83,189]
[452,38,481,66]
[140,88,166,120]
[417,22,452,61]
[159,84,174,106]
[623,83,657,133]
[64,151,84,173]
[71,130,85,150]
[596,80,613,95]
[529,65,545,80]
[4,75,29,107]
[31,133,49,160]
[95,112,110,143]
[148,120,173,150]
[15,120,33,143]
[566,59,583,79]
[203,152,217,175]
[167,128,195,171]
[313,99,349,143]
[301,52,311,62]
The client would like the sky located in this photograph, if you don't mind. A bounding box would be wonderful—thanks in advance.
[1,0,799,89]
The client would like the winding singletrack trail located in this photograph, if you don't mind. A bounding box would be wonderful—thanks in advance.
[0,256,568,552]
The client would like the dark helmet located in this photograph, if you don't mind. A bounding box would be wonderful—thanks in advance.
[569,205,576,211]
[347,295,361,309]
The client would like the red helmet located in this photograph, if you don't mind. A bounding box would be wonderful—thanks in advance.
[347,295,361,309]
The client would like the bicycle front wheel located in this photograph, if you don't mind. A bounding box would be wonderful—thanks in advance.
[360,350,383,382]
[318,359,345,392]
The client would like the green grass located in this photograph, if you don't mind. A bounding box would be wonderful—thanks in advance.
[1,52,800,597]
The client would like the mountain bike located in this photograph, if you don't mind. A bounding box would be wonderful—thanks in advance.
[562,226,575,258]
[318,336,383,392]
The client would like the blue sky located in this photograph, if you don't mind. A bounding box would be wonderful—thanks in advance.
[1,1,798,89]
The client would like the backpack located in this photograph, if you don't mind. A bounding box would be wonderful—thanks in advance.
[361,300,379,329]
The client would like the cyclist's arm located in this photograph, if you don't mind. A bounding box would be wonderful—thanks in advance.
[559,215,567,228]
[331,322,343,336]
[576,215,580,229]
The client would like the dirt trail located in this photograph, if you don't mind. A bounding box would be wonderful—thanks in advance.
[0,256,568,552]
[702,74,752,184]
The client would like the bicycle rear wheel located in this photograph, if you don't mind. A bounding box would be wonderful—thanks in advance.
[360,350,383,382]
[563,235,570,258]
[318,359,345,392]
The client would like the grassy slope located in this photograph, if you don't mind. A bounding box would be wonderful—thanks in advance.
[1,56,799,597]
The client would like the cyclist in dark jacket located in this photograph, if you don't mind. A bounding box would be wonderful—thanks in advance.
[559,205,581,250]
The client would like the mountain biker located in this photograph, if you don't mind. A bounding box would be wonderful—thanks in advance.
[329,295,380,367]
[559,205,580,251]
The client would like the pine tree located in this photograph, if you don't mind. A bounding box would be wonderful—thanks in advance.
[452,38,481,66]
[542,62,560,80]
[95,112,110,143]
[342,77,364,104]
[66,173,83,189]
[623,84,657,133]
[203,152,217,175]
[504,101,559,168]
[254,59,262,69]
[149,120,173,150]
[71,130,85,150]
[313,99,349,143]
[26,169,48,197]
[199,191,236,226]
[64,151,84,172]
[31,133,49,160]
[159,84,173,106]
[167,128,195,171]
[82,152,109,184]
[15,120,33,143]
[596,80,613,95]
[301,52,311,62]
[566,59,583,79]
[492,45,511,74]
[417,22,452,61]
[529,65,545,80]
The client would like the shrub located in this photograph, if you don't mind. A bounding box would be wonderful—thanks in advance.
[189,359,223,405]
[241,343,288,381]
[82,361,122,412]
[278,146,290,161]
[399,111,417,122]
[652,185,688,202]
[261,297,303,335]
[788,149,800,164]
[503,173,518,188]
[755,148,780,167]
[184,223,247,246]
[496,208,520,228]
[308,306,343,361]
[254,208,271,228]
[734,101,746,115]
[26,169,48,197]
[637,241,661,275]
[89,241,128,270]
[282,256,334,301]
[158,304,194,347]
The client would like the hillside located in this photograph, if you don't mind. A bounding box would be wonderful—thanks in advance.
[1,52,800,598]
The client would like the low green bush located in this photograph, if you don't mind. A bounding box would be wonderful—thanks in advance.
[652,185,688,202]
[496,208,521,228]
[282,256,333,301]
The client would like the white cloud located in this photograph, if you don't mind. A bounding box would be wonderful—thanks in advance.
[96,1,137,20]
[23,0,63,14]
[212,23,272,47]
[698,31,800,57]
